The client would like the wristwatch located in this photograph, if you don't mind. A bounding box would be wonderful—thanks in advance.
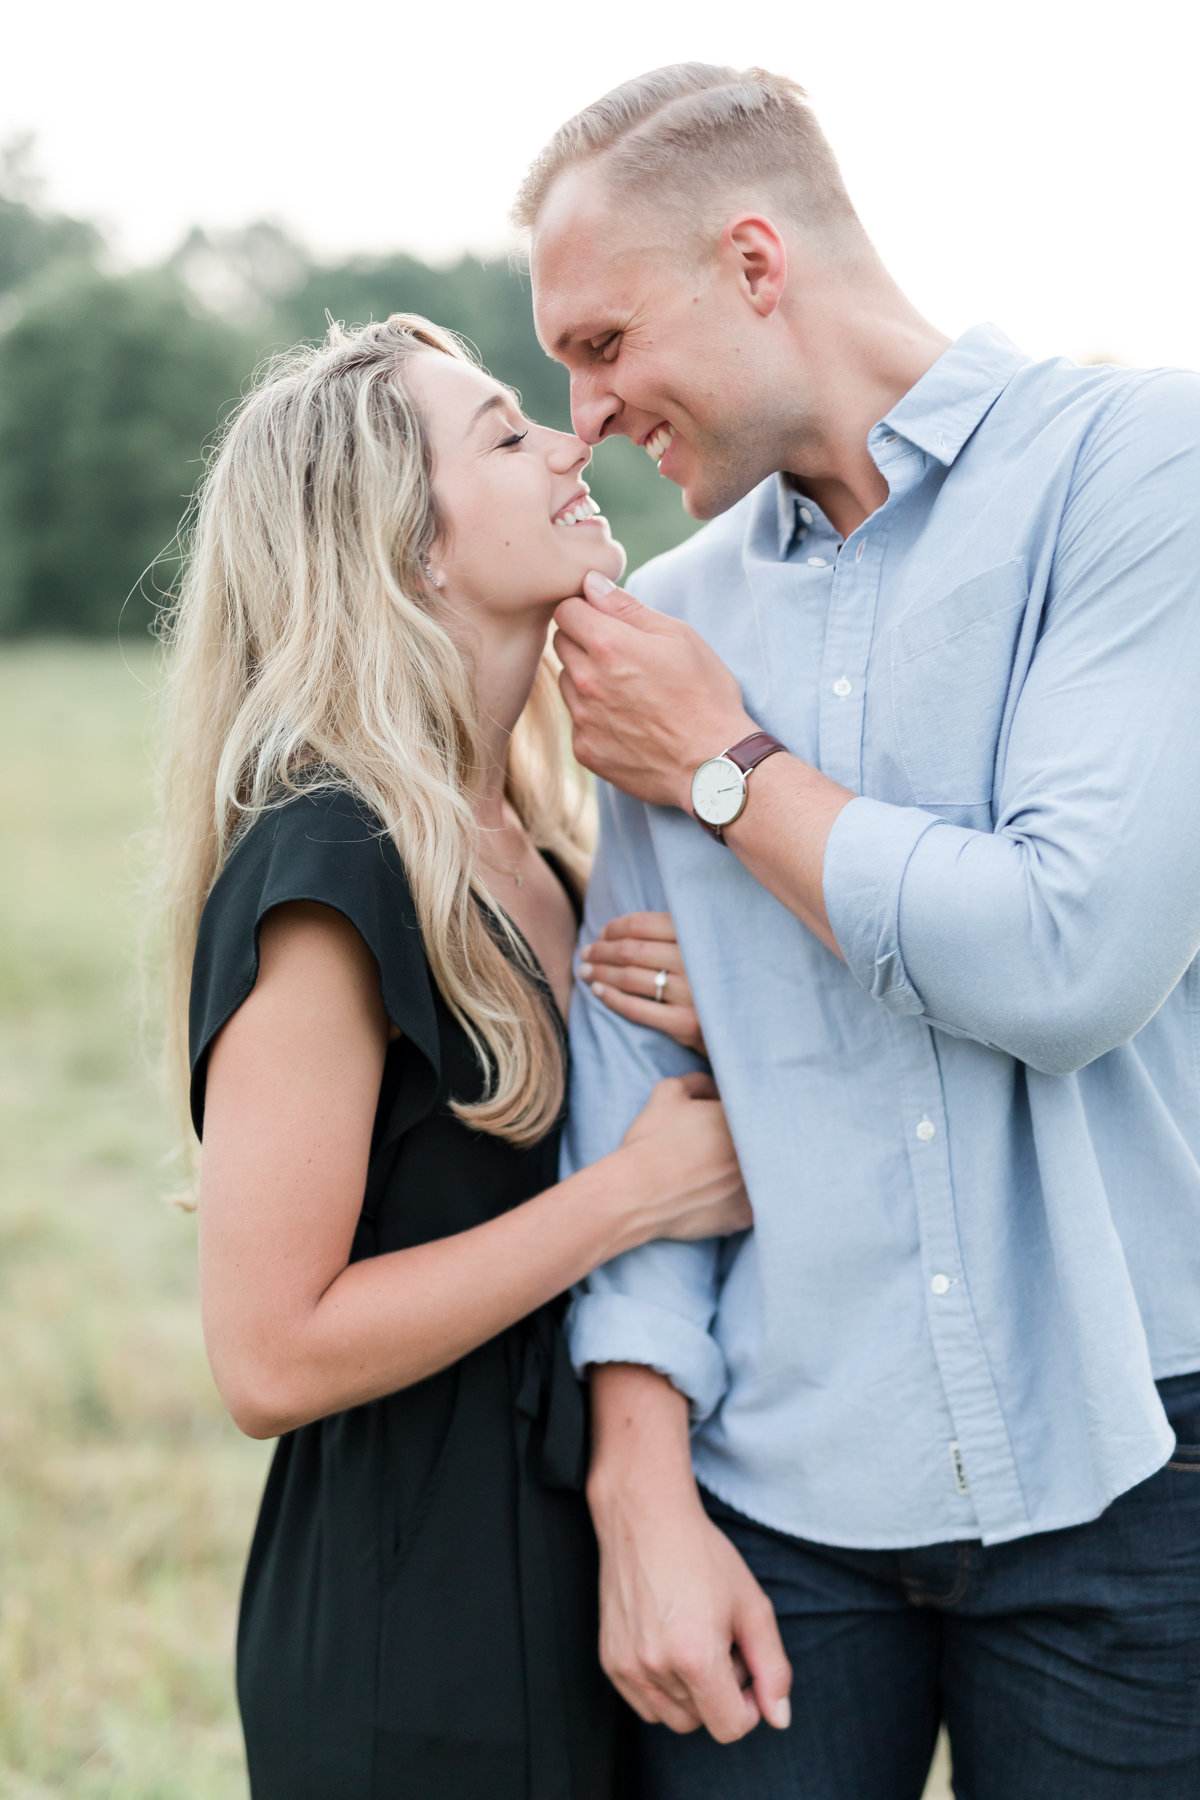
[691,731,786,842]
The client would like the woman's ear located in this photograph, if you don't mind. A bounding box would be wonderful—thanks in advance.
[723,215,788,319]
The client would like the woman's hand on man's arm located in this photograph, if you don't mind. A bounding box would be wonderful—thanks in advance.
[580,910,707,1056]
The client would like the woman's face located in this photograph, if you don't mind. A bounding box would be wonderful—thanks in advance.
[406,352,625,622]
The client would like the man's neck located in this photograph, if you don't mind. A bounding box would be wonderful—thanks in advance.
[780,292,951,541]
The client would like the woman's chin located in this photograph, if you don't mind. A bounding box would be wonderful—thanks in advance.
[529,527,627,606]
[574,529,626,586]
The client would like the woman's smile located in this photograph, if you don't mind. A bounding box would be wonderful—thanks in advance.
[551,488,605,527]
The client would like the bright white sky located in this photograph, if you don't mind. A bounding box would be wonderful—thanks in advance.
[3,0,1197,367]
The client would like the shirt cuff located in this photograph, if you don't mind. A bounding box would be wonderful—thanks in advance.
[566,1292,730,1423]
[822,795,943,1015]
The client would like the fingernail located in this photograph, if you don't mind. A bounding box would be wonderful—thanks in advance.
[584,570,615,596]
[580,962,594,980]
[592,982,607,997]
[773,1698,791,1731]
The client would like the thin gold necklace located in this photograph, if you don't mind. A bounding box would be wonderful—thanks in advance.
[479,822,529,888]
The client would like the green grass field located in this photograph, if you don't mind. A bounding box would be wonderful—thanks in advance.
[0,643,269,1798]
[0,642,952,1798]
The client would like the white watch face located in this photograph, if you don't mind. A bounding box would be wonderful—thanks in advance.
[691,756,747,827]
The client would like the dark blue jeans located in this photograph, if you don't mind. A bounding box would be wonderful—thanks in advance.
[632,1372,1200,1800]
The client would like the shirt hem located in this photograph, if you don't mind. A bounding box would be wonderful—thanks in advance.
[1150,1354,1200,1381]
[692,1431,1177,1552]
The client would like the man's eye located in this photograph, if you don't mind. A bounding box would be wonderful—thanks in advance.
[594,334,620,359]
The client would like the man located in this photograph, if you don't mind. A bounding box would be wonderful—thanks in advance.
[514,62,1200,1800]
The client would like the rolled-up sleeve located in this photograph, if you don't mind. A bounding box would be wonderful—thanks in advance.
[825,372,1200,1074]
[563,782,729,1419]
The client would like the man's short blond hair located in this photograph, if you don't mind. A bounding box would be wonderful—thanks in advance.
[512,63,862,243]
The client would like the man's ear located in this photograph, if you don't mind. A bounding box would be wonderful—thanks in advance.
[723,215,787,319]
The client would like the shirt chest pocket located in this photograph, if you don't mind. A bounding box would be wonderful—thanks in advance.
[884,559,1028,819]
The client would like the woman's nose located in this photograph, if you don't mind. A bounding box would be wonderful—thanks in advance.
[547,428,591,474]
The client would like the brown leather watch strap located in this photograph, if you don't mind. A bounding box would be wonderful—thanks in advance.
[724,731,787,777]
[697,731,787,843]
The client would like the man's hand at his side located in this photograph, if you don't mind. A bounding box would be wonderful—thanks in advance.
[554,572,756,809]
[587,1363,792,1742]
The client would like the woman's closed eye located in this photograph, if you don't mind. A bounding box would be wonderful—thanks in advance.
[497,428,529,449]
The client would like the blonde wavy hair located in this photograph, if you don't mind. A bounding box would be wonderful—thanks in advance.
[157,314,591,1153]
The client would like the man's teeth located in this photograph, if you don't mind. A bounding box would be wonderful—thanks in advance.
[644,424,676,464]
[554,496,603,526]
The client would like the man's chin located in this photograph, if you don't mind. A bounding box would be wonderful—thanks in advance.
[681,473,760,522]
[666,445,767,522]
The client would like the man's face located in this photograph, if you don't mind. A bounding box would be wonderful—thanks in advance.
[531,171,791,521]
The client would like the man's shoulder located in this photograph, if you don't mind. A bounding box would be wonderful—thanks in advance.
[1082,363,1200,446]
[1006,355,1200,451]
[625,480,773,618]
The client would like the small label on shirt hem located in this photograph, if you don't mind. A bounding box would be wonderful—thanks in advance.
[949,1441,971,1495]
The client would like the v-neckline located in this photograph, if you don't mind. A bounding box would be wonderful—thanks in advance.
[475,850,578,1036]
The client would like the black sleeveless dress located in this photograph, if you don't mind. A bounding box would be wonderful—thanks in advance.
[189,785,626,1800]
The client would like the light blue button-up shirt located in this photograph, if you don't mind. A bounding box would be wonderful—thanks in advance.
[563,324,1200,1550]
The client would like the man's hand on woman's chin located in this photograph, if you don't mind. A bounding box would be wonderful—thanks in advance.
[553,573,754,808]
[586,1363,793,1742]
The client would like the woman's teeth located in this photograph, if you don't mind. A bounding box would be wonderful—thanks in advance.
[644,424,676,465]
[554,496,603,526]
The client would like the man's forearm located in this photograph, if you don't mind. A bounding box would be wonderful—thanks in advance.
[551,578,855,957]
[588,1362,700,1516]
[714,751,854,959]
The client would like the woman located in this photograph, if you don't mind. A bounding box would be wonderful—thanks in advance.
[157,315,748,1799]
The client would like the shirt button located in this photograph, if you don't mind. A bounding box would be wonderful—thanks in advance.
[916,1117,936,1141]
[832,676,853,698]
[855,541,865,562]
[807,555,828,568]
[799,506,813,525]
[931,1273,952,1296]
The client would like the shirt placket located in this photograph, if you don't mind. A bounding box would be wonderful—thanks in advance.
[816,433,910,790]
[821,431,1031,1540]
[892,1020,1030,1537]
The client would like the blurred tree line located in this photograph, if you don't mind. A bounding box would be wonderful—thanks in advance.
[0,140,696,637]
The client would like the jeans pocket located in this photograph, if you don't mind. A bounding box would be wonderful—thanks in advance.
[1157,1369,1200,1466]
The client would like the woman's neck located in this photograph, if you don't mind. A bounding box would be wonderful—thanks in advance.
[466,609,554,827]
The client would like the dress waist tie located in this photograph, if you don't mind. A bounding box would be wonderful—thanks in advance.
[510,1306,589,1800]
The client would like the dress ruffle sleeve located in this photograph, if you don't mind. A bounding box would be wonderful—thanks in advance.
[188,784,441,1140]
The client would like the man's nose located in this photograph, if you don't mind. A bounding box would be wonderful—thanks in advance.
[569,373,619,448]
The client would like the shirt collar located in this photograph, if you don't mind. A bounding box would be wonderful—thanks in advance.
[773,474,842,558]
[769,323,1029,554]
[775,474,804,555]
[873,321,1029,467]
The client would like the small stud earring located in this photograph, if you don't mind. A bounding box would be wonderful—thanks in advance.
[424,566,443,589]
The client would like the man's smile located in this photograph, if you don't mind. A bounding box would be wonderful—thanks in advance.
[642,422,676,467]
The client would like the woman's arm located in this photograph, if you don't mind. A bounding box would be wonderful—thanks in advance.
[198,901,747,1440]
